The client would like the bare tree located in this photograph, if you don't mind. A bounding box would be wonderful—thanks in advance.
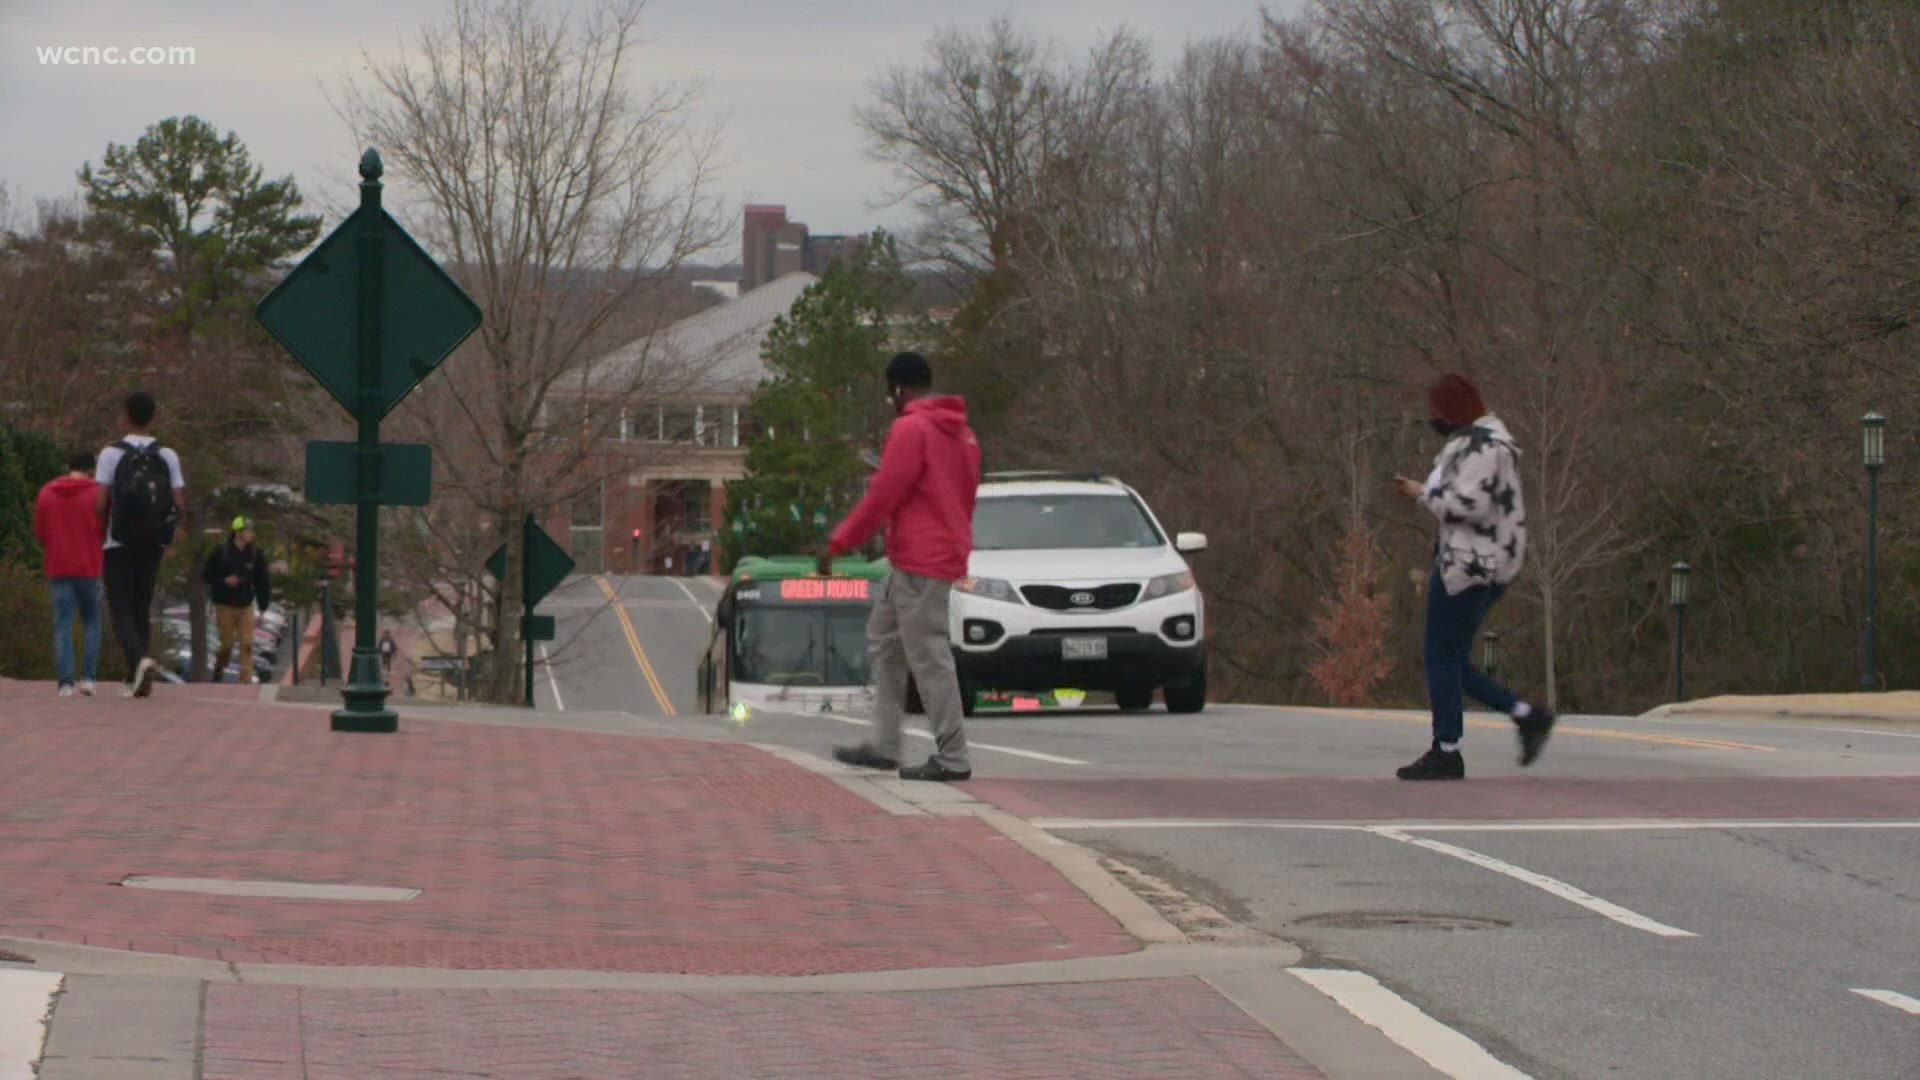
[335,0,728,701]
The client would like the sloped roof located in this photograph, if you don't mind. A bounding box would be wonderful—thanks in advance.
[592,271,816,397]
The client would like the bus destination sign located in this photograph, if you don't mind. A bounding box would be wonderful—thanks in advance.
[778,577,872,602]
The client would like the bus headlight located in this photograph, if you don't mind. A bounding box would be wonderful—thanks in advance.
[956,577,1020,603]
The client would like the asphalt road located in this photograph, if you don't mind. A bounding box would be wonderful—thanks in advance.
[550,572,1920,1080]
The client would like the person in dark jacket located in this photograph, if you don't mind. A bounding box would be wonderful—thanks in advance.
[823,352,982,782]
[203,515,272,683]
[33,450,105,696]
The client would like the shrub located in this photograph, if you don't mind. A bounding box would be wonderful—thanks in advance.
[1309,515,1395,706]
[0,561,132,683]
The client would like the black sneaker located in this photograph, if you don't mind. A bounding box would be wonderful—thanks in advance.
[833,744,898,771]
[1397,747,1465,781]
[1517,704,1557,766]
[898,758,972,783]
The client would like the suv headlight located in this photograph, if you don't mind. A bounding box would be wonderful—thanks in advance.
[956,576,1022,604]
[1145,571,1196,599]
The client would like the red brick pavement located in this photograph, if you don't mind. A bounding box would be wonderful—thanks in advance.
[201,979,1324,1079]
[966,775,1920,821]
[0,678,1134,973]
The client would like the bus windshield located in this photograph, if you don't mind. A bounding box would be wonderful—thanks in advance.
[732,604,873,687]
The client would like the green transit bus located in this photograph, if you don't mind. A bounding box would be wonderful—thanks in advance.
[697,555,891,717]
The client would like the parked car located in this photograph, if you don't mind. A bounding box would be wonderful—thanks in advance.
[945,472,1208,714]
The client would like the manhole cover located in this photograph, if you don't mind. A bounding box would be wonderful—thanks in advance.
[1293,911,1508,931]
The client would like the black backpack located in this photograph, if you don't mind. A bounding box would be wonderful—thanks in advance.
[110,440,178,548]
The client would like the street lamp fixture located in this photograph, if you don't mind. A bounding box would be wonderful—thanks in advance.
[1861,412,1886,692]
[1670,561,1691,702]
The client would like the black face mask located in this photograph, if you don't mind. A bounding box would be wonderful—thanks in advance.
[1431,419,1460,437]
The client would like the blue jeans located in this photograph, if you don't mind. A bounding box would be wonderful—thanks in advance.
[1424,568,1518,745]
[51,577,102,686]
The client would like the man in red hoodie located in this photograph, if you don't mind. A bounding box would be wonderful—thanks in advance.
[33,451,105,697]
[822,352,981,782]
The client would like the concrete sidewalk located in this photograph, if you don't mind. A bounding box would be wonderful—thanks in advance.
[1646,691,1920,727]
[0,678,1435,1079]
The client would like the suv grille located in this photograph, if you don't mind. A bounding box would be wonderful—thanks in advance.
[1020,584,1141,611]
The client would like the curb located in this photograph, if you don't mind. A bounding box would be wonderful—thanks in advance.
[748,743,1189,946]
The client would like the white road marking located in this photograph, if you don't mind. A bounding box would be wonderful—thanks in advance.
[668,577,713,623]
[1371,828,1697,938]
[812,714,1089,765]
[0,969,62,1080]
[1288,968,1532,1080]
[1032,818,1920,833]
[1818,726,1920,741]
[1852,988,1920,1015]
[540,643,564,712]
[120,876,420,901]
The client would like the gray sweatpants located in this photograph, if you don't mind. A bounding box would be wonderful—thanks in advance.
[868,570,971,771]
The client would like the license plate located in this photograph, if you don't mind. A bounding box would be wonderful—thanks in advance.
[1061,637,1108,661]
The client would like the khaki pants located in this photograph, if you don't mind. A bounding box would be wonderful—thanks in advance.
[868,571,970,771]
[215,603,255,682]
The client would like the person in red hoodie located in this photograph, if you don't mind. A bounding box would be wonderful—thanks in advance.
[33,450,105,697]
[822,352,981,782]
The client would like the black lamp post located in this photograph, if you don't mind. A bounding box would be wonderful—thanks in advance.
[1670,562,1692,702]
[1481,631,1500,679]
[1862,412,1887,692]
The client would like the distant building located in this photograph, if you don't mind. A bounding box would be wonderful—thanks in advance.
[551,272,819,575]
[741,204,866,292]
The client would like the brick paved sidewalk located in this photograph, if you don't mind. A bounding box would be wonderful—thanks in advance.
[201,979,1323,1079]
[0,678,1133,974]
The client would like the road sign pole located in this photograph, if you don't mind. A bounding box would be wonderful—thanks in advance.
[334,149,399,734]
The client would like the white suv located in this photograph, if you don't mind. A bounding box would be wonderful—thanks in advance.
[948,474,1208,713]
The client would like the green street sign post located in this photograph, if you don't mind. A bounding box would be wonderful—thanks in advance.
[486,516,575,707]
[256,149,481,733]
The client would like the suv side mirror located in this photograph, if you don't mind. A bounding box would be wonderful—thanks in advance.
[1175,532,1208,554]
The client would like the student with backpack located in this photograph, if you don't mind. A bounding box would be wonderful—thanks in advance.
[96,391,185,697]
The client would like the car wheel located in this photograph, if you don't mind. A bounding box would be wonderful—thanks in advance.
[1115,686,1155,713]
[1164,661,1207,714]
[960,683,977,718]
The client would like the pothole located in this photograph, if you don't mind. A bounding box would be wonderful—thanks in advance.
[1293,911,1509,931]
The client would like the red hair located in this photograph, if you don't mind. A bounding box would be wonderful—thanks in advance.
[1427,373,1487,428]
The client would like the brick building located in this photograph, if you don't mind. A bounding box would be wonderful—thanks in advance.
[741,205,865,292]
[548,271,818,576]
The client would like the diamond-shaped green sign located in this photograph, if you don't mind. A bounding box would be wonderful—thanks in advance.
[256,207,481,420]
[486,516,575,607]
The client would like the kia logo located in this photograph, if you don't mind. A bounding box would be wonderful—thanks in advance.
[1070,591,1096,607]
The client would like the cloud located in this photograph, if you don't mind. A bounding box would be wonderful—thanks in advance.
[1,0,1303,245]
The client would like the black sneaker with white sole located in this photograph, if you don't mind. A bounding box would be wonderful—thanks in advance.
[1517,704,1557,766]
[1396,746,1465,781]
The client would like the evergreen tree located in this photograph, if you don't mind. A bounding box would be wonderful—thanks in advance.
[723,232,912,567]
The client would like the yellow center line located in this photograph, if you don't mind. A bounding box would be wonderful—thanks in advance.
[1285,707,1777,752]
[593,574,676,716]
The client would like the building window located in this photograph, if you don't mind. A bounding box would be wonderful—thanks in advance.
[663,405,696,443]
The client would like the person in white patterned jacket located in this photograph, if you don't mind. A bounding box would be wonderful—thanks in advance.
[1391,373,1556,781]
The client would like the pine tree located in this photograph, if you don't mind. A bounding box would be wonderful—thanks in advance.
[722,232,913,567]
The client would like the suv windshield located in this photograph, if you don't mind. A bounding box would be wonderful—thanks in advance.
[973,494,1164,551]
[732,605,872,686]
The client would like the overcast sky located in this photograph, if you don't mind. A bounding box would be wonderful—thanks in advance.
[1,0,1305,256]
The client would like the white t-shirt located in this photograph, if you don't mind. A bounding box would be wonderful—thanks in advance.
[96,434,185,550]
